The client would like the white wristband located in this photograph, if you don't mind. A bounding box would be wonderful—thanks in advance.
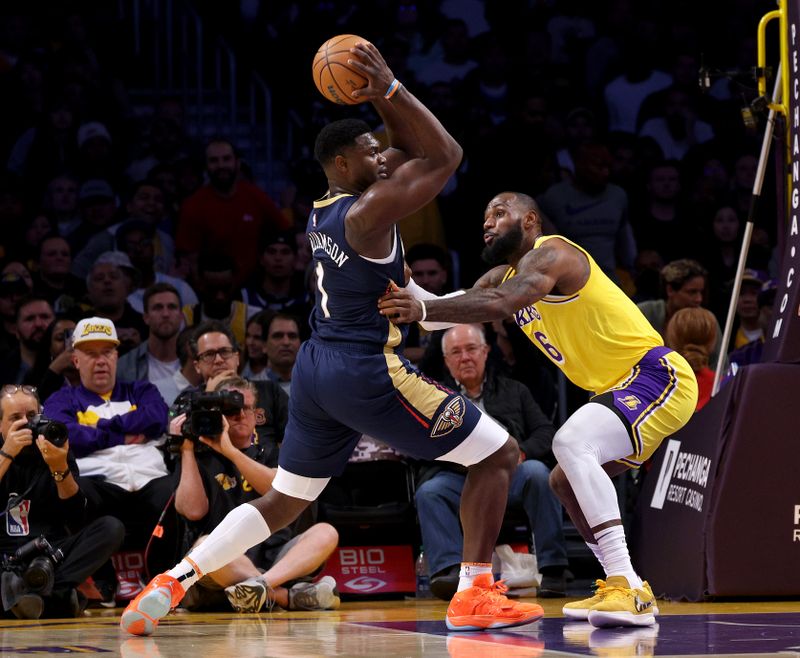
[419,299,427,322]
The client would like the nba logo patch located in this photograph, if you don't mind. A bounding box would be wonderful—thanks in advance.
[619,395,642,411]
[7,495,30,536]
[431,396,466,438]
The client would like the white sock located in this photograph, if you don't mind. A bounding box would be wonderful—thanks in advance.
[595,526,642,589]
[167,504,271,589]
[587,542,608,574]
[457,562,492,592]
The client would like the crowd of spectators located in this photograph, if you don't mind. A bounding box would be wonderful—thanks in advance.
[0,0,785,617]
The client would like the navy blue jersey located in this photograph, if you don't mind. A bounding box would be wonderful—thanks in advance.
[307,193,407,348]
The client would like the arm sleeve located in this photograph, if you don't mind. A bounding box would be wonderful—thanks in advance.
[406,279,467,331]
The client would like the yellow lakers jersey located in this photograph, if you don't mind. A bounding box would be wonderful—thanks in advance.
[504,235,663,393]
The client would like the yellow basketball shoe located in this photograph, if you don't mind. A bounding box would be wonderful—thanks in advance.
[562,579,608,620]
[587,576,658,628]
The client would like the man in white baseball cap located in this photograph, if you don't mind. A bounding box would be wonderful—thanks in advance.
[43,316,173,605]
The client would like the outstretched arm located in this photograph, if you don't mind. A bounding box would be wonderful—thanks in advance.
[379,239,587,324]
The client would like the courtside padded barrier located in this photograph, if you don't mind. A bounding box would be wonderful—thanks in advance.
[632,362,800,600]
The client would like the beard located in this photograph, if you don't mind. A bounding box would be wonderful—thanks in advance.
[481,222,523,266]
[208,168,236,193]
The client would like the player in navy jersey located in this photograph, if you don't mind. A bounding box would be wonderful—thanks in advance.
[123,40,543,636]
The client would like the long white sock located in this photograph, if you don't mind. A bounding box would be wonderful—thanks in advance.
[167,503,271,589]
[586,542,609,574]
[595,526,641,589]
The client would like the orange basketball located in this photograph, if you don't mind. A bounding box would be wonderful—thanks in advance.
[312,34,370,105]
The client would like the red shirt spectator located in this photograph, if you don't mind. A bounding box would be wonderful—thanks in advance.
[176,139,289,284]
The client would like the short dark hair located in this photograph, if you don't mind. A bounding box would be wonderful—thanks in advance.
[190,319,239,354]
[14,295,52,322]
[143,282,181,311]
[266,312,301,336]
[314,119,372,166]
[405,243,450,269]
[198,252,235,275]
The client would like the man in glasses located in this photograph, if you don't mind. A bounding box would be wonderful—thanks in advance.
[42,317,172,604]
[172,376,339,613]
[0,383,124,618]
[174,320,288,455]
[415,323,568,600]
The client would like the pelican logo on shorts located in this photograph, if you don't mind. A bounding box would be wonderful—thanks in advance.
[430,396,466,438]
[619,395,642,411]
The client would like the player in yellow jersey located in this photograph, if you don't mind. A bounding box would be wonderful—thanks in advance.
[379,191,698,628]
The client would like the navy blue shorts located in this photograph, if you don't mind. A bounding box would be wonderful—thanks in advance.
[278,339,483,478]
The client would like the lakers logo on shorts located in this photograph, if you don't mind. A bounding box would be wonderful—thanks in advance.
[430,396,466,438]
[619,394,642,411]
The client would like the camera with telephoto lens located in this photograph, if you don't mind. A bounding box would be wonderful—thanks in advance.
[25,415,68,447]
[3,536,64,595]
[167,390,244,453]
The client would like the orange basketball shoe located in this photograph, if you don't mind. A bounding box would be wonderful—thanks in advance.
[446,573,544,631]
[120,574,185,636]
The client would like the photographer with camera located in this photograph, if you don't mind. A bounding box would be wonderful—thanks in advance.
[0,384,124,618]
[173,376,339,613]
[42,317,172,603]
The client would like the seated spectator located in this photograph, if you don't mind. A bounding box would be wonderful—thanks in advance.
[404,243,452,364]
[415,324,568,600]
[665,307,718,410]
[176,138,289,286]
[42,318,172,594]
[637,258,722,367]
[80,252,148,355]
[0,296,55,385]
[152,326,203,406]
[71,180,176,279]
[174,376,339,612]
[41,174,81,239]
[638,86,714,160]
[240,310,273,381]
[116,219,197,314]
[66,179,118,255]
[263,313,301,396]
[0,272,30,354]
[117,283,183,386]
[183,254,258,347]
[730,269,768,351]
[22,317,79,401]
[0,384,124,618]
[31,235,86,314]
[240,229,309,316]
[728,278,777,370]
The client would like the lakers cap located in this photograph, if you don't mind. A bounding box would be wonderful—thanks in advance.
[72,316,120,348]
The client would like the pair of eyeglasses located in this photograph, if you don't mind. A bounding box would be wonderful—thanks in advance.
[1,385,38,397]
[196,347,238,363]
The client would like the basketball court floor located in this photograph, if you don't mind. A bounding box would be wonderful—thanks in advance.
[1,596,798,657]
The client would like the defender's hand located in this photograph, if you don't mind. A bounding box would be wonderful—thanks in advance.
[378,285,424,324]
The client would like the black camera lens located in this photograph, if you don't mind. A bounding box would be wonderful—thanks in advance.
[23,556,55,594]
[42,420,68,447]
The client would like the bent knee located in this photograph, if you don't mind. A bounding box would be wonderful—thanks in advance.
[549,465,570,498]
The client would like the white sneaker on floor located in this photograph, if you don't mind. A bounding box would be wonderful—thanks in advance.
[288,576,340,610]
[225,577,268,613]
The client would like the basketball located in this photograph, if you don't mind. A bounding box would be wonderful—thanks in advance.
[312,34,370,105]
